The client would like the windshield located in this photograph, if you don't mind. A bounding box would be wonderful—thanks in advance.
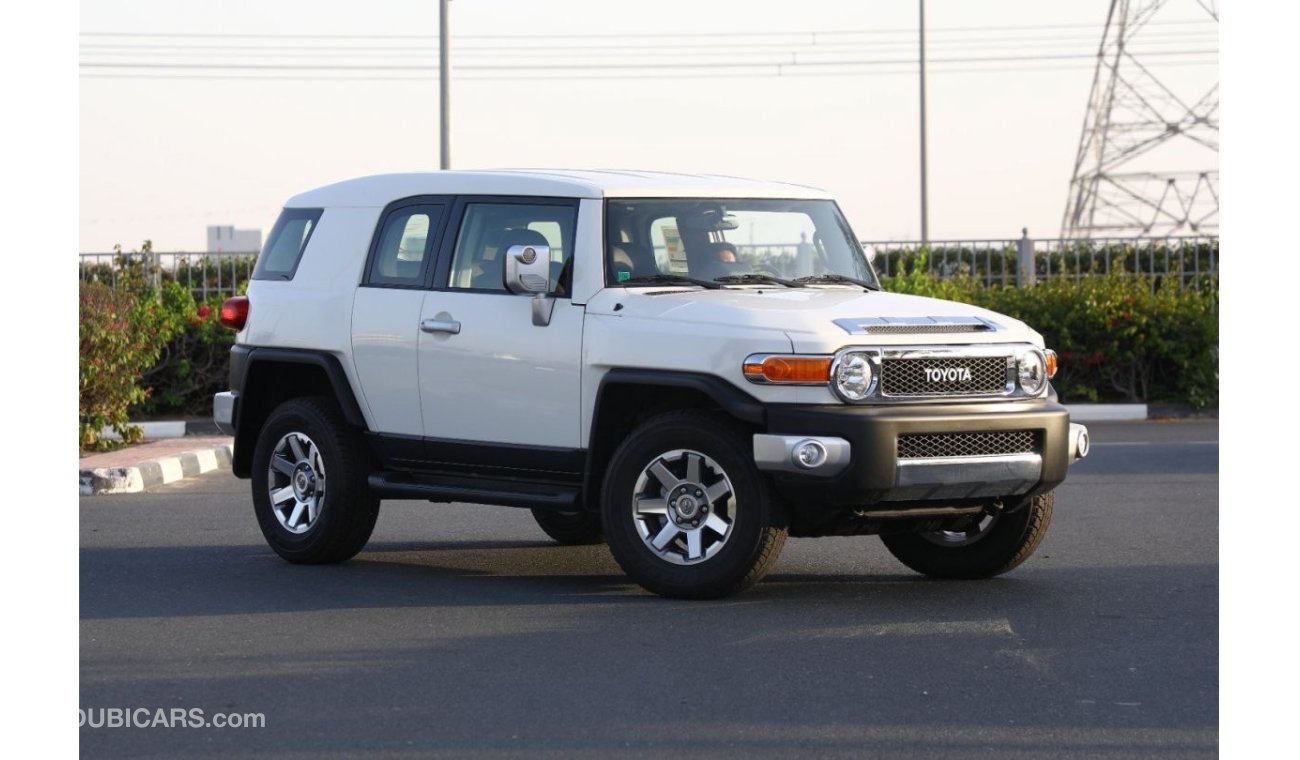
[604,198,878,289]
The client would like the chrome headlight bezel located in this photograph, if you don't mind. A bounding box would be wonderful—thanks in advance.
[1017,348,1048,396]
[830,349,879,403]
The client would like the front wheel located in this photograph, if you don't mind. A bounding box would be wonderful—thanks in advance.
[601,411,787,599]
[880,491,1054,579]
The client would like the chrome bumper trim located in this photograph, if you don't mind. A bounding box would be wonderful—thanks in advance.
[892,453,1042,501]
[753,434,852,476]
[213,392,238,436]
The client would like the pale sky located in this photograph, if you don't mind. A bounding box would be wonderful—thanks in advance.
[78,0,1218,253]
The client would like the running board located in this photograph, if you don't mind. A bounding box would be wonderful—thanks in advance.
[367,471,581,511]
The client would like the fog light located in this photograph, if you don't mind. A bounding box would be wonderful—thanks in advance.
[794,440,828,469]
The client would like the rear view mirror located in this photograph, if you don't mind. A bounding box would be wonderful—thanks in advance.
[677,206,737,232]
[504,244,551,294]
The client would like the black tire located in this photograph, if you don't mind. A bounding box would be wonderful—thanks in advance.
[601,411,787,599]
[531,508,604,545]
[880,491,1055,579]
[250,396,380,564]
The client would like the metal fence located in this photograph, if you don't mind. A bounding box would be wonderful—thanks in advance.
[861,232,1218,292]
[79,251,259,301]
[80,232,1219,298]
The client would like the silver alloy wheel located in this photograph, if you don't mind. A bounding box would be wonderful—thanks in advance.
[921,511,998,547]
[630,448,735,565]
[265,431,327,535]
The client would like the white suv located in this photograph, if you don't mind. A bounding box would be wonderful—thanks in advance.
[214,170,1089,598]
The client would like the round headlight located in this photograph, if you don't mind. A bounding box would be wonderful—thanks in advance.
[832,351,875,402]
[1018,350,1047,395]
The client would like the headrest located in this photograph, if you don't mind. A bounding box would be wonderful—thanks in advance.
[708,242,739,259]
[494,228,550,251]
[612,241,656,271]
[612,247,635,267]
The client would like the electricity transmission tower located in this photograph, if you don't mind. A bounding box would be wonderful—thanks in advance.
[1061,0,1218,237]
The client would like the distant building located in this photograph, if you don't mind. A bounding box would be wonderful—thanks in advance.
[207,225,262,253]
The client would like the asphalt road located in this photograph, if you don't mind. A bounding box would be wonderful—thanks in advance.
[80,420,1218,759]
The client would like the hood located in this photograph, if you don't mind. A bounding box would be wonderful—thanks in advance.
[586,286,1041,353]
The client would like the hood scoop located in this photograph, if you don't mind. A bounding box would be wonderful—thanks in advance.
[833,316,1001,335]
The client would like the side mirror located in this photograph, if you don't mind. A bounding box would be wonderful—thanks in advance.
[863,244,878,264]
[504,244,551,294]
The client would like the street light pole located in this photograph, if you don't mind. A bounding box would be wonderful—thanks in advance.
[918,0,929,246]
[439,0,451,170]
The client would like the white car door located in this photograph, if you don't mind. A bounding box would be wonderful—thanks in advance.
[417,198,585,458]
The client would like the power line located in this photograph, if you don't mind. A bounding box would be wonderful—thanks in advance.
[78,44,1215,64]
[77,60,1219,83]
[78,34,1220,58]
[77,27,1218,51]
[76,18,1217,42]
[78,48,1217,74]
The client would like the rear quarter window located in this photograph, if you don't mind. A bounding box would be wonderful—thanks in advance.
[252,208,324,280]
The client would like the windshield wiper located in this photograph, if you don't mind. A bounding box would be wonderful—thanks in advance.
[619,274,723,290]
[713,273,806,288]
[794,274,879,291]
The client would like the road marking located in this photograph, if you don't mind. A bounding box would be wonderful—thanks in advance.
[736,618,1016,644]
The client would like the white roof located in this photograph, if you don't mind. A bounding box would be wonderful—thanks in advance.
[285,169,833,207]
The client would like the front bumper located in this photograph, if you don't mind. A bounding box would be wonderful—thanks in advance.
[755,399,1080,509]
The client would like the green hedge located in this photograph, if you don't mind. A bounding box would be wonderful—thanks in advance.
[79,282,174,450]
[133,287,236,419]
[883,262,1219,408]
[79,243,237,451]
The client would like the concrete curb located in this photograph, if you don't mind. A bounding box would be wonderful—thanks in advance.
[96,420,209,439]
[1063,403,1218,421]
[80,443,233,496]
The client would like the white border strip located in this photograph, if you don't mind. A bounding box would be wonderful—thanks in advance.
[1064,404,1149,421]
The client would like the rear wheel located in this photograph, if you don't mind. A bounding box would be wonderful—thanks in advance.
[531,508,603,545]
[251,396,379,564]
[880,491,1054,579]
[601,411,787,599]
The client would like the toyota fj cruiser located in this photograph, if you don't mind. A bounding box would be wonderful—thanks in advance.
[214,170,1090,598]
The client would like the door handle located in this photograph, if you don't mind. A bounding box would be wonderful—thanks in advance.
[420,318,461,335]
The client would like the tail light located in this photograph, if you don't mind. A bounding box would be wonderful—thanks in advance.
[219,296,249,331]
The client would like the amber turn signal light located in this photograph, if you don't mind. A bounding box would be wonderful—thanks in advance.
[743,355,833,384]
[1044,349,1059,379]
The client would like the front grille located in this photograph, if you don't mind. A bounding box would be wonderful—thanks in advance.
[898,430,1037,459]
[880,355,1010,397]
